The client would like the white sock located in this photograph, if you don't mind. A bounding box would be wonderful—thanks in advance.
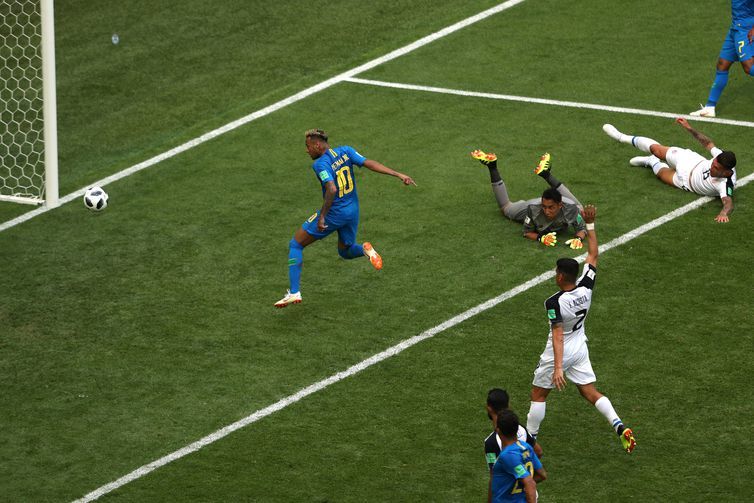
[526,401,547,437]
[647,155,669,175]
[631,136,658,153]
[594,396,623,433]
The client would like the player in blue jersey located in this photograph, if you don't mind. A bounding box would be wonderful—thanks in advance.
[490,410,546,503]
[274,129,416,307]
[690,0,754,117]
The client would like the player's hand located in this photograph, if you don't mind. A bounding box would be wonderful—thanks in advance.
[580,204,597,224]
[676,117,692,130]
[399,174,417,186]
[552,369,566,391]
[317,215,328,232]
[748,27,754,43]
[715,213,730,223]
[538,232,557,247]
[565,237,583,250]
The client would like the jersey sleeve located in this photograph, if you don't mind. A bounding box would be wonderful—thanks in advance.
[577,264,597,290]
[572,208,586,233]
[523,207,537,234]
[544,295,563,326]
[529,448,543,472]
[484,434,498,469]
[312,159,334,185]
[720,177,734,199]
[710,147,723,158]
[344,146,367,166]
[500,451,530,480]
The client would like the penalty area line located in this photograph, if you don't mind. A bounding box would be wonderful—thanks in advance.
[72,171,754,502]
[344,77,754,129]
[0,0,529,235]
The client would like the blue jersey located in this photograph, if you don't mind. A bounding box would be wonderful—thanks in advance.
[311,146,367,216]
[731,0,754,24]
[491,441,542,503]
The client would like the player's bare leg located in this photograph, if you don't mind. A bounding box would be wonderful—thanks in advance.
[653,166,677,188]
[294,228,317,247]
[741,57,753,76]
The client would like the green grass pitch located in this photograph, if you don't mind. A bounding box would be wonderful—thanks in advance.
[1,0,753,501]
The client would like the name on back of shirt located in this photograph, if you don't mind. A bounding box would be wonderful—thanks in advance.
[568,294,588,309]
[331,154,350,170]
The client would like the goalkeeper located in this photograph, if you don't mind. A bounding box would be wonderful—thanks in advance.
[471,150,586,249]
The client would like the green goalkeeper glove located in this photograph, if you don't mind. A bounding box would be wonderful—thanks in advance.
[538,232,557,247]
[565,237,583,250]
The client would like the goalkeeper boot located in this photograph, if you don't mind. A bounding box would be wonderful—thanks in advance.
[619,427,636,454]
[471,149,498,167]
[689,104,715,118]
[274,290,302,308]
[363,242,383,270]
[534,152,551,176]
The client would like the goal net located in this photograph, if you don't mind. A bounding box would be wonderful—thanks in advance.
[0,0,58,206]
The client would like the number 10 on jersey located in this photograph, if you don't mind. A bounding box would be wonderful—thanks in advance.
[336,166,354,197]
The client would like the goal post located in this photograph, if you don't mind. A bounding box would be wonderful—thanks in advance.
[0,0,59,207]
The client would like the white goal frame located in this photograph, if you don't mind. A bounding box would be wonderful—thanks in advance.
[0,0,58,207]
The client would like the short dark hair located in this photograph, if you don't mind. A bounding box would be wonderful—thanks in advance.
[305,128,328,142]
[556,257,579,283]
[496,409,520,438]
[487,388,510,412]
[541,188,562,203]
[716,151,736,171]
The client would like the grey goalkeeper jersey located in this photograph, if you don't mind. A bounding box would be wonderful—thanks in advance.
[522,201,585,237]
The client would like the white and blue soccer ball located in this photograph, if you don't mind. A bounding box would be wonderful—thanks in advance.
[83,186,109,211]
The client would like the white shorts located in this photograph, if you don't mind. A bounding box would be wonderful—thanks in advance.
[532,343,596,388]
[665,147,705,191]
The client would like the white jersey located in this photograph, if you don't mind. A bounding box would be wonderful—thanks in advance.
[532,264,598,388]
[544,264,596,352]
[667,146,736,198]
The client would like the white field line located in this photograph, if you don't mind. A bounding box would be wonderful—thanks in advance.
[73,171,754,502]
[345,77,754,129]
[0,0,528,235]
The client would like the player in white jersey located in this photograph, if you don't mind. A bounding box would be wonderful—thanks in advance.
[525,206,636,454]
[602,118,737,222]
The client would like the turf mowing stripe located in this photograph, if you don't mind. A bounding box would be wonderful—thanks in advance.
[72,172,754,502]
[0,0,528,235]
[344,77,754,129]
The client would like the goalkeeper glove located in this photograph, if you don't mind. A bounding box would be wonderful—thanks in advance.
[565,237,583,250]
[538,232,557,247]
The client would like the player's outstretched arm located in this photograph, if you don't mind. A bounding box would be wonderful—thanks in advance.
[676,118,715,151]
[581,205,598,267]
[363,159,417,186]
[716,196,734,223]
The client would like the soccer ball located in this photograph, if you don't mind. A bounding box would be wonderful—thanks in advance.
[83,186,109,211]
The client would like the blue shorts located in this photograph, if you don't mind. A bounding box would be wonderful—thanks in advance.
[719,23,754,62]
[301,208,359,245]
